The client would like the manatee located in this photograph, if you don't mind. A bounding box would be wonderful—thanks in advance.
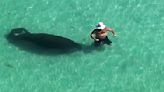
[7,28,82,53]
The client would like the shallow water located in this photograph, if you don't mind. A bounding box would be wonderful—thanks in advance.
[0,0,164,92]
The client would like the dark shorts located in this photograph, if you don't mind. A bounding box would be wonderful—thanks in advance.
[94,36,112,47]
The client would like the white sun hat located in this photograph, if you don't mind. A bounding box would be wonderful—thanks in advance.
[96,22,106,29]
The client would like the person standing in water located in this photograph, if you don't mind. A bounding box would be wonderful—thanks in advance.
[90,22,116,46]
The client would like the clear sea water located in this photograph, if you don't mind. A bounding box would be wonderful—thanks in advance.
[0,0,164,92]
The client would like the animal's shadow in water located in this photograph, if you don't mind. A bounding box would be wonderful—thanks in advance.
[6,28,102,55]
[6,28,82,55]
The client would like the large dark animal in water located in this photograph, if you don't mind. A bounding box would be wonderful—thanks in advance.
[6,28,82,54]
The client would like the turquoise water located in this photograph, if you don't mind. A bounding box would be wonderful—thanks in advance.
[1,0,164,92]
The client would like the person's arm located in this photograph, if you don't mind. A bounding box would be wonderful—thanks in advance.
[108,28,116,36]
[90,30,99,41]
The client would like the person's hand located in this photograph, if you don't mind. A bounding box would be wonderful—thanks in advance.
[113,34,117,37]
[95,39,99,41]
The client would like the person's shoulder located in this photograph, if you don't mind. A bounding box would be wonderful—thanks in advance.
[92,29,99,33]
[105,27,112,31]
[94,29,101,31]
